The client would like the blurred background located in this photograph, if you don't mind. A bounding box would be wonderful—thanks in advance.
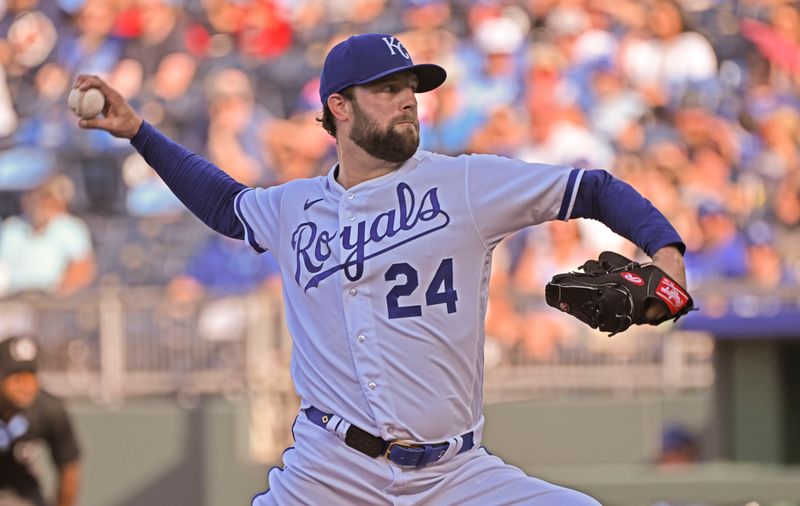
[0,0,798,504]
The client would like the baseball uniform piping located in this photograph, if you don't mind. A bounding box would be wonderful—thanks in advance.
[558,168,585,221]
[234,188,266,253]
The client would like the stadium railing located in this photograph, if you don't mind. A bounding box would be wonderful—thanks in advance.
[0,285,714,405]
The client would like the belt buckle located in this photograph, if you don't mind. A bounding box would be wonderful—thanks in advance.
[384,440,417,459]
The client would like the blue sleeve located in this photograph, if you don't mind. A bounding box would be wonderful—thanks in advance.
[130,121,247,239]
[570,169,686,256]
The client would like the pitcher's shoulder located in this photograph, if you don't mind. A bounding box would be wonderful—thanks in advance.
[277,174,328,191]
[416,150,471,169]
[251,175,326,196]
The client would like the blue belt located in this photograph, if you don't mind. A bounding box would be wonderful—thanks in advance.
[305,406,474,468]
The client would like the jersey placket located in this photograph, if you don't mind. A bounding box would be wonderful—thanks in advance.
[337,189,391,433]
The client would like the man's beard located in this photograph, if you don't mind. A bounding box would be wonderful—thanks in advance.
[348,101,419,163]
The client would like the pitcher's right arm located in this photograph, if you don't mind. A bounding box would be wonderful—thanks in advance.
[74,75,247,239]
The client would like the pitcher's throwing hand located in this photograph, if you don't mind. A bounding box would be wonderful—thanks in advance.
[73,74,142,139]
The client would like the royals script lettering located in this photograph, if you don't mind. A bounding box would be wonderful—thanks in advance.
[291,183,450,291]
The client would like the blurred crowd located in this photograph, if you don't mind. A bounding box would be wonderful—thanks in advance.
[0,0,798,363]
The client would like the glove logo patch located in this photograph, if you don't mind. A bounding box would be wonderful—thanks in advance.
[655,276,689,314]
[559,302,570,312]
[620,272,644,285]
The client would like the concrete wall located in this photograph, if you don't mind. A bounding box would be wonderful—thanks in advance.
[48,391,799,506]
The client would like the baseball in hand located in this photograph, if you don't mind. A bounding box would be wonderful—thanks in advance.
[68,87,105,119]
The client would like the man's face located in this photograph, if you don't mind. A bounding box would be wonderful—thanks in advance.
[1,372,39,409]
[347,71,421,163]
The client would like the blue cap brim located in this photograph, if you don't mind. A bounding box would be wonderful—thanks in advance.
[352,63,447,93]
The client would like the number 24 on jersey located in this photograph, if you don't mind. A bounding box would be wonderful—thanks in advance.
[385,258,458,319]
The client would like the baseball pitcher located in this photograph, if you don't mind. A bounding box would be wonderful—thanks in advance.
[75,33,690,505]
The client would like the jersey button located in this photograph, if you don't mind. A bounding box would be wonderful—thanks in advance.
[357,335,366,343]
[349,288,358,296]
[348,214,356,222]
[346,193,355,200]
[368,382,377,390]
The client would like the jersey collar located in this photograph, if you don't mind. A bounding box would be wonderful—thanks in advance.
[325,150,427,196]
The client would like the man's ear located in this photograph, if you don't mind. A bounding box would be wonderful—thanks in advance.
[328,94,349,122]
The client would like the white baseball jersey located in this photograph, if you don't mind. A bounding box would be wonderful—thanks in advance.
[234,150,582,443]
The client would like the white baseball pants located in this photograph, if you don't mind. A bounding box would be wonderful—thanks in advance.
[252,411,601,506]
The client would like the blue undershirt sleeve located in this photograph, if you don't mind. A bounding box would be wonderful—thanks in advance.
[570,169,686,257]
[130,121,247,239]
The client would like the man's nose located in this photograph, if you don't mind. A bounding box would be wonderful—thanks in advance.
[400,87,417,111]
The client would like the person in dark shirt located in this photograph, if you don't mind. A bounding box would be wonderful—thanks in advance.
[0,337,80,506]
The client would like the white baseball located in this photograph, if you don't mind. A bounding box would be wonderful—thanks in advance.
[68,87,105,119]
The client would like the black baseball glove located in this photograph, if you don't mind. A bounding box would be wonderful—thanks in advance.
[545,251,694,336]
